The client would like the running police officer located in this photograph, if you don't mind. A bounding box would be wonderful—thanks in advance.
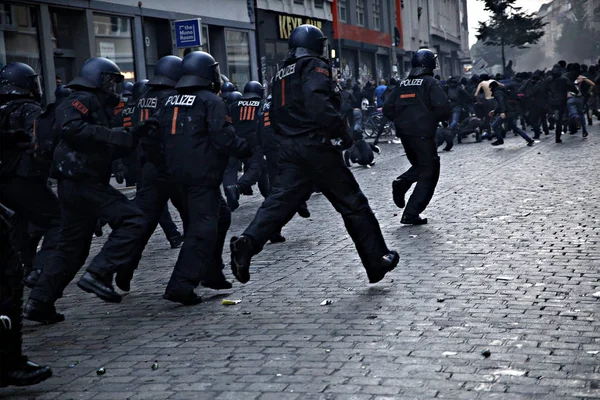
[0,62,62,288]
[157,51,250,305]
[383,49,450,225]
[229,24,399,285]
[223,81,267,210]
[113,56,186,292]
[24,57,155,323]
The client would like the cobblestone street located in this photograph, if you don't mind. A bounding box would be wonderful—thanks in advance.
[3,126,600,400]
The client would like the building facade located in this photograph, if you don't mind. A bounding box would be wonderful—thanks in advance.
[332,0,396,85]
[256,0,334,90]
[0,0,258,104]
[396,0,469,78]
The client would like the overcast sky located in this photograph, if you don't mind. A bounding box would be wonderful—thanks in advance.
[467,0,550,47]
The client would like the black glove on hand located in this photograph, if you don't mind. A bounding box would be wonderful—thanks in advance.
[132,118,160,138]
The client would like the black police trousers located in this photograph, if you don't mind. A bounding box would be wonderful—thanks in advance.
[0,177,60,274]
[29,180,145,304]
[0,221,26,374]
[243,135,389,269]
[121,165,186,279]
[166,185,230,294]
[223,152,267,194]
[397,135,440,218]
[135,165,180,241]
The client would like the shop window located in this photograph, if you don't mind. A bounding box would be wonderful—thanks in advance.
[373,0,381,30]
[93,14,135,82]
[314,0,324,8]
[225,29,251,89]
[356,0,365,27]
[338,0,347,22]
[50,7,87,86]
[0,4,43,88]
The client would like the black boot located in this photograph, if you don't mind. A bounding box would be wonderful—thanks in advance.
[23,299,65,324]
[1,357,53,387]
[163,291,203,305]
[200,267,233,290]
[77,271,122,303]
[297,202,311,218]
[230,236,254,284]
[168,233,184,249]
[366,251,400,284]
[400,215,428,225]
[269,232,286,243]
[392,178,411,209]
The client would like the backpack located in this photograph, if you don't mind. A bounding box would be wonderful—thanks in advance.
[34,102,60,162]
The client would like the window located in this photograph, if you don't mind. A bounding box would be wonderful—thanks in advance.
[225,29,251,89]
[314,0,324,8]
[0,5,43,89]
[294,0,304,4]
[338,0,347,22]
[356,0,365,27]
[93,14,135,81]
[373,0,381,30]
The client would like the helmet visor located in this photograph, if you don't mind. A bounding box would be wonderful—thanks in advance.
[212,64,222,94]
[100,72,125,95]
[321,38,329,60]
[30,75,43,101]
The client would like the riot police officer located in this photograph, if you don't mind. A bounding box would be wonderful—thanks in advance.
[24,57,155,323]
[383,49,450,225]
[0,204,53,387]
[220,81,236,103]
[223,81,267,210]
[0,62,61,288]
[157,51,249,305]
[229,24,399,285]
[113,56,187,292]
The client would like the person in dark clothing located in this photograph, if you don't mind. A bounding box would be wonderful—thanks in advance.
[383,49,450,225]
[223,81,267,211]
[157,51,250,305]
[24,57,156,323]
[520,70,550,139]
[114,58,188,294]
[488,81,534,146]
[229,24,399,286]
[0,62,61,289]
[547,64,577,143]
[445,76,472,141]
[0,205,53,387]
[373,78,398,145]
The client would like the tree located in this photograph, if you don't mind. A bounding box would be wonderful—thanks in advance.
[476,0,547,75]
[554,1,600,63]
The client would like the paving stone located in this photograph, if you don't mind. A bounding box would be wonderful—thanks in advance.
[3,126,600,399]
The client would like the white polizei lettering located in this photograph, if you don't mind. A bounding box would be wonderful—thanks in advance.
[275,64,296,80]
[237,101,261,107]
[138,97,158,108]
[121,107,135,116]
[399,79,424,87]
[165,94,197,107]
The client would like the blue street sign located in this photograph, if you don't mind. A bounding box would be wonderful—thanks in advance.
[174,19,202,48]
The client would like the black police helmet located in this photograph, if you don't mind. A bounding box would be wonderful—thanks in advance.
[289,24,328,58]
[0,62,42,99]
[221,81,235,94]
[68,57,124,92]
[147,55,183,87]
[54,84,72,104]
[243,81,264,99]
[122,81,134,96]
[176,51,221,93]
[132,79,149,101]
[411,49,437,76]
[226,91,243,105]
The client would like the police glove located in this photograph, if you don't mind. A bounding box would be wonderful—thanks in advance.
[132,118,160,138]
[95,127,134,148]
